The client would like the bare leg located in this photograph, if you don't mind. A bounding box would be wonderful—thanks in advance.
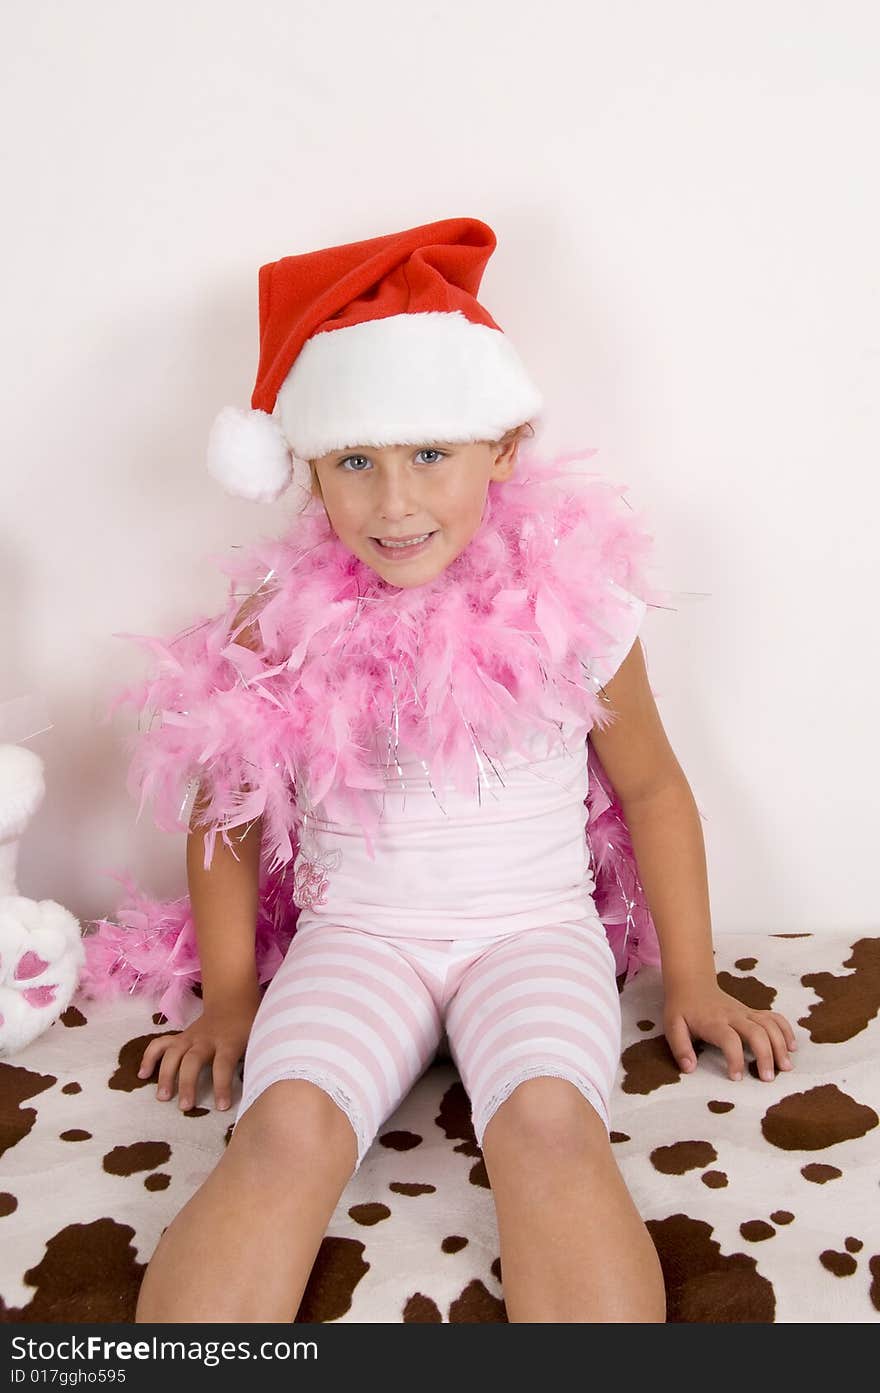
[480,1078,666,1323]
[135,1080,359,1323]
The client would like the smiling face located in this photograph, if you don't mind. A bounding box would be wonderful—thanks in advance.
[308,431,523,588]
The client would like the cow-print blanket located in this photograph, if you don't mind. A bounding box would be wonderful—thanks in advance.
[1,930,878,1324]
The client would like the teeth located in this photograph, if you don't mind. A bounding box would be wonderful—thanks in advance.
[378,533,432,549]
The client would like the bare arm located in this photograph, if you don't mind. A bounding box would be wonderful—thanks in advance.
[137,590,274,1109]
[588,638,715,988]
[617,780,716,988]
[589,638,797,1081]
[186,802,263,1004]
[185,590,270,1006]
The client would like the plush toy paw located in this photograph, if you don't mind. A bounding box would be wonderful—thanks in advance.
[0,895,85,1055]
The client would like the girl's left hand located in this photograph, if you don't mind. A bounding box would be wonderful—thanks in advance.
[663,982,798,1083]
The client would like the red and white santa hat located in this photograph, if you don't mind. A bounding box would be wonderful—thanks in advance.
[206,216,544,502]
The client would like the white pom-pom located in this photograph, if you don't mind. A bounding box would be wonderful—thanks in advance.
[206,406,293,503]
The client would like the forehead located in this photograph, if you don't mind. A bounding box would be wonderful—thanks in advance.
[331,440,470,455]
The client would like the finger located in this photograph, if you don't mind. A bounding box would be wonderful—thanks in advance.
[718,1026,746,1081]
[737,1020,777,1081]
[665,1016,697,1072]
[213,1052,237,1111]
[137,1035,176,1079]
[770,1012,798,1051]
[156,1042,185,1100]
[753,1015,793,1072]
[177,1046,210,1112]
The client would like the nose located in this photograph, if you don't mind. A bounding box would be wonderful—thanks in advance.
[375,466,419,521]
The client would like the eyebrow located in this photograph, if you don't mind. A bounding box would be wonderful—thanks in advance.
[332,442,456,458]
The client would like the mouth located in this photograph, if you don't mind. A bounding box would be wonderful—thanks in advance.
[370,531,438,560]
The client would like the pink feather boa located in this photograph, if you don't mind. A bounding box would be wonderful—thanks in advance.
[81,447,667,1026]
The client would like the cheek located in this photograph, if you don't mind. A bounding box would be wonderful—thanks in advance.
[445,478,489,526]
[320,488,365,535]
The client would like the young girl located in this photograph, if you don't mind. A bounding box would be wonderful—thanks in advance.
[91,217,796,1324]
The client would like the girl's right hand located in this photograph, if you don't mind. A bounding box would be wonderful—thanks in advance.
[137,991,262,1113]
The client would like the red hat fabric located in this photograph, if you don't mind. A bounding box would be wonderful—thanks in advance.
[252,216,503,414]
[206,216,543,502]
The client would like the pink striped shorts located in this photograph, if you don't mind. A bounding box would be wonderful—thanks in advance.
[232,914,622,1172]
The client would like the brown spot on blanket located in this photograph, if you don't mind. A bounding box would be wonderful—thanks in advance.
[104,1141,171,1177]
[761,1085,878,1151]
[0,1217,144,1321]
[801,1164,842,1183]
[403,1293,442,1321]
[651,1141,718,1175]
[0,1065,57,1156]
[647,1214,775,1322]
[442,1236,468,1253]
[379,1130,422,1152]
[716,972,776,1011]
[112,1034,176,1094]
[348,1203,391,1226]
[799,939,880,1043]
[436,1080,481,1158]
[740,1220,775,1242]
[621,1036,703,1094]
[449,1279,506,1322]
[296,1236,368,1322]
[820,1250,857,1277]
[469,1159,491,1189]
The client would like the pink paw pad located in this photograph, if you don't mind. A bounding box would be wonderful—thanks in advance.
[15,951,51,980]
[22,985,58,1008]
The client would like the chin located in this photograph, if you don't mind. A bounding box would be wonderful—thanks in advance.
[371,562,443,590]
[388,571,442,590]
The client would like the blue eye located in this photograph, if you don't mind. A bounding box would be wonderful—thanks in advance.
[337,449,446,471]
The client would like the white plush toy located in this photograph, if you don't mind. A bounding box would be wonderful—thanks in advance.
[0,704,85,1055]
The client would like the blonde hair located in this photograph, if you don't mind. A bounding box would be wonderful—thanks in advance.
[308,421,535,499]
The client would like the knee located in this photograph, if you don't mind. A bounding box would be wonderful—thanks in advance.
[482,1077,608,1159]
[231,1078,359,1169]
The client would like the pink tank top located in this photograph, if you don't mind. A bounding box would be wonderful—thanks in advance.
[292,585,647,940]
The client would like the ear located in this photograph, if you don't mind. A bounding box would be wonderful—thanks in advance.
[491,434,519,481]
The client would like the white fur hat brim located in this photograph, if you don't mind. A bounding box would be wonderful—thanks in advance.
[206,311,543,503]
[276,311,543,463]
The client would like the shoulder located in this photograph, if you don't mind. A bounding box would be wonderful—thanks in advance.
[588,581,648,689]
[588,637,683,803]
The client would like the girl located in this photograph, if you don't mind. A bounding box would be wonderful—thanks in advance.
[90,217,796,1324]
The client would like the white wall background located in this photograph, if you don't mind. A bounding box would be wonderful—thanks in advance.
[1,1,877,935]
